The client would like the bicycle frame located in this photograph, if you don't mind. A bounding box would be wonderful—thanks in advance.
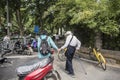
[93,49,101,61]
[90,48,106,70]
[58,48,67,61]
[92,48,106,64]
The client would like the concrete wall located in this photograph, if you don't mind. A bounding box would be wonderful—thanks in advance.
[80,47,120,63]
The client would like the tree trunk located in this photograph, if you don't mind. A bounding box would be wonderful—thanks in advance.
[94,32,102,49]
[0,16,1,32]
[0,16,1,27]
[60,27,63,35]
[16,9,24,37]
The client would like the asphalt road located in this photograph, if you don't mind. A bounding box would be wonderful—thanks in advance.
[0,54,120,80]
[53,54,120,80]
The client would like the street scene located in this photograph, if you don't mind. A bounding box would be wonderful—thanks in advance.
[0,0,120,80]
[0,53,120,80]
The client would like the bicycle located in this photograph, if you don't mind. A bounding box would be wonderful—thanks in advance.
[57,48,67,61]
[88,47,107,70]
[58,48,79,61]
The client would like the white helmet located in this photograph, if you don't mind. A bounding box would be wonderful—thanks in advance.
[65,31,72,36]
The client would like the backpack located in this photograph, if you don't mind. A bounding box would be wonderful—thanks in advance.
[39,36,51,55]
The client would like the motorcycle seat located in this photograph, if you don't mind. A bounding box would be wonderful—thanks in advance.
[16,57,53,76]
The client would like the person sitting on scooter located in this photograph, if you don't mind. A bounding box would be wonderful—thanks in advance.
[37,30,59,58]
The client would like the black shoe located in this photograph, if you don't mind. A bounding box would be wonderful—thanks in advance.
[68,72,74,75]
[68,73,75,78]
[65,69,68,71]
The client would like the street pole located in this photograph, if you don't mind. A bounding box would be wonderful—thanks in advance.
[6,0,10,35]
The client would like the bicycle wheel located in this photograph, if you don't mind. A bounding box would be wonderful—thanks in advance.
[98,54,106,70]
[58,49,66,61]
[19,76,24,80]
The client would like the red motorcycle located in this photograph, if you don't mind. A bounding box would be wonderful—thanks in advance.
[16,52,61,80]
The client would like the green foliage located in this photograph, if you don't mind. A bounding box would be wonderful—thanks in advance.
[44,0,120,36]
[100,20,119,36]
[102,34,120,50]
[43,0,120,50]
[107,0,120,13]
[0,0,58,36]
[0,0,120,50]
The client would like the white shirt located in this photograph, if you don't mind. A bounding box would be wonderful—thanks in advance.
[3,36,10,42]
[61,34,81,50]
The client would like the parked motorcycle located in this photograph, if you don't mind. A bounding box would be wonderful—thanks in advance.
[13,40,33,55]
[0,48,11,64]
[12,40,23,54]
[16,56,61,80]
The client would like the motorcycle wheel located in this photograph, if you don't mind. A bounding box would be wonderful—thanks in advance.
[19,76,24,80]
[43,74,57,80]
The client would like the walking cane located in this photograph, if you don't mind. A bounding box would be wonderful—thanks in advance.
[79,58,87,75]
[74,52,88,80]
[75,54,87,75]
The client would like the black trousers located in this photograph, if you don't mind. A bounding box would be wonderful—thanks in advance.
[65,45,76,74]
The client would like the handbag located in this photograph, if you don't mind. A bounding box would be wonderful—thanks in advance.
[65,36,73,56]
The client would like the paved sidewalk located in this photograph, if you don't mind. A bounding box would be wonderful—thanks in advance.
[54,54,120,80]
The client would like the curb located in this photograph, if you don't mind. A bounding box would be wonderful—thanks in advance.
[7,54,37,59]
[79,58,120,69]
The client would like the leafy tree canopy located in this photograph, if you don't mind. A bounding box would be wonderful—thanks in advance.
[43,0,120,36]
